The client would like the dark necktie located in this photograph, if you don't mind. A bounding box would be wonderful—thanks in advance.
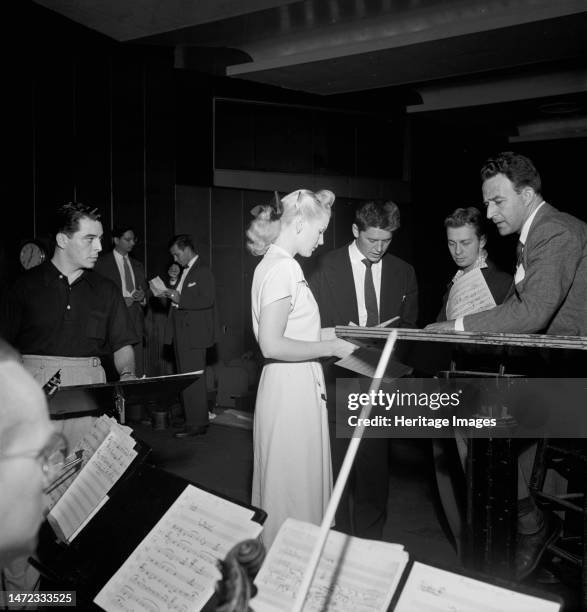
[362,258,379,327]
[123,256,135,293]
[516,241,525,268]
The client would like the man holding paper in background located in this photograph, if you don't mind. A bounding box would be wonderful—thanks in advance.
[163,235,216,438]
[310,200,418,539]
[95,226,148,377]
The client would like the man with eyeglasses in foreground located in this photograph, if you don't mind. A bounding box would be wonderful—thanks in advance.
[0,340,63,599]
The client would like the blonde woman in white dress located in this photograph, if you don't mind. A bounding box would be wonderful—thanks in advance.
[247,189,356,548]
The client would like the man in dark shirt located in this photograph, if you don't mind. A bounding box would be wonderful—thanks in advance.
[0,203,138,596]
[0,203,138,416]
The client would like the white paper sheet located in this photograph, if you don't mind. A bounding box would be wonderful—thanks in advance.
[446,267,496,320]
[48,428,137,542]
[94,484,262,612]
[253,518,409,611]
[149,275,168,297]
[394,562,560,612]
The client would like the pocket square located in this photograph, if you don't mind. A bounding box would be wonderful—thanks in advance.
[187,281,197,287]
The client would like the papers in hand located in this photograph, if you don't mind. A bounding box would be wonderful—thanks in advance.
[335,317,411,380]
[254,518,409,611]
[446,267,496,320]
[94,485,262,612]
[149,275,168,297]
[47,416,137,544]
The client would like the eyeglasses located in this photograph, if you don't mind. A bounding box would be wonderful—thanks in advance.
[0,431,69,490]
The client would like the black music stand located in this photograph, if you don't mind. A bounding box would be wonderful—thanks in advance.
[49,371,203,424]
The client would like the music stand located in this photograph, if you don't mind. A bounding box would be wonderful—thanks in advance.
[49,370,203,424]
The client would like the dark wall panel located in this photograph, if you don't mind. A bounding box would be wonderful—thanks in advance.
[33,58,76,241]
[111,55,146,260]
[74,54,112,232]
[144,63,176,278]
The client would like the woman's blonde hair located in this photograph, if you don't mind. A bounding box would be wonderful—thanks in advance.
[246,189,335,256]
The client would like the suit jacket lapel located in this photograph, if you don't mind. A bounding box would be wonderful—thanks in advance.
[331,247,359,325]
[108,252,123,291]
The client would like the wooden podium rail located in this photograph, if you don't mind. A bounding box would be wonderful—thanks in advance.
[336,326,587,351]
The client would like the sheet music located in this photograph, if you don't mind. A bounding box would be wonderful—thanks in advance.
[48,428,137,543]
[253,518,409,611]
[394,562,560,612]
[446,267,496,320]
[46,417,132,510]
[335,347,411,381]
[94,484,262,612]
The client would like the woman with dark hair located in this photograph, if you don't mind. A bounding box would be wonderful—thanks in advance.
[437,206,511,322]
[247,188,355,547]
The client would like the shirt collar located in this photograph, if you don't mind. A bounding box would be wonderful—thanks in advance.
[113,249,129,262]
[349,240,381,267]
[519,201,545,245]
[43,260,96,287]
[185,254,199,271]
[451,249,489,284]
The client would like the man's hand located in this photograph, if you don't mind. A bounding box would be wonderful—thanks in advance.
[425,320,457,331]
[119,371,137,381]
[132,288,145,302]
[163,288,181,304]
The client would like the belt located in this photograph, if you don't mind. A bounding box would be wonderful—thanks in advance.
[22,355,102,367]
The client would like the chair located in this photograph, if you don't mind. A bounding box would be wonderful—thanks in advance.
[529,438,587,610]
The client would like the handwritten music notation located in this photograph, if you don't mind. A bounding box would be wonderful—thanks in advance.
[48,419,137,543]
[94,484,262,612]
[253,518,409,611]
[394,562,560,612]
[446,267,496,320]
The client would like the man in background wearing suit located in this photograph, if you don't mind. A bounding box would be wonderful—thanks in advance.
[164,235,216,438]
[427,151,587,579]
[95,226,148,377]
[310,200,418,538]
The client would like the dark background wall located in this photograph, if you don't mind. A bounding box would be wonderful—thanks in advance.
[12,4,586,372]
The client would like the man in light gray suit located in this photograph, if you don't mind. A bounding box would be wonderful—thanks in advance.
[428,151,587,580]
[429,152,587,336]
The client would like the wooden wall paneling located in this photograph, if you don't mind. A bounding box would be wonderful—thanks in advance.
[33,56,76,241]
[211,187,244,361]
[144,61,176,279]
[73,52,113,233]
[111,54,146,259]
[175,185,211,266]
[144,60,176,377]
[242,190,269,353]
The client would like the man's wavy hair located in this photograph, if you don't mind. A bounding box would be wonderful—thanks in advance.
[481,151,541,195]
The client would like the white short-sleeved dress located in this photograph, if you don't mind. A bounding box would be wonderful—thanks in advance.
[251,243,332,548]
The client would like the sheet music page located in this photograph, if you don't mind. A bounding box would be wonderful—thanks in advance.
[94,484,262,612]
[394,562,560,612]
[46,417,132,510]
[335,348,411,381]
[48,428,137,543]
[446,267,496,320]
[253,518,409,611]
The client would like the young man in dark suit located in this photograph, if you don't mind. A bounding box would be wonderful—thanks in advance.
[164,235,216,437]
[310,200,418,538]
[94,226,148,376]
